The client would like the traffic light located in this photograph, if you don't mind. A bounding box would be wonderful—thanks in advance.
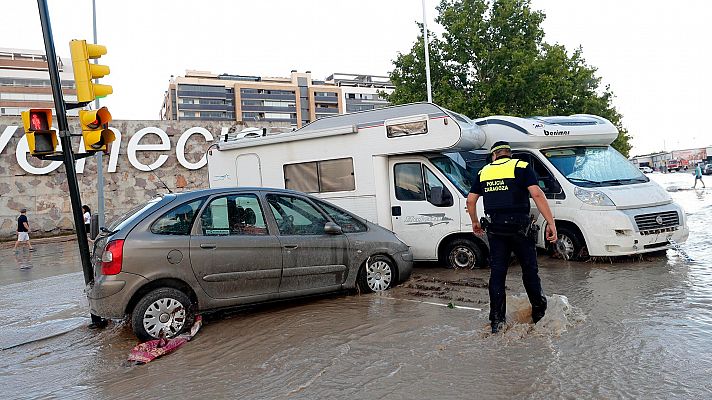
[79,107,115,153]
[21,109,58,155]
[69,39,112,102]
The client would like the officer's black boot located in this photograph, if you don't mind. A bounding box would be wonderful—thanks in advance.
[491,321,505,334]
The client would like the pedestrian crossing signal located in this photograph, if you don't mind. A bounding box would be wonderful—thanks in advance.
[21,109,58,155]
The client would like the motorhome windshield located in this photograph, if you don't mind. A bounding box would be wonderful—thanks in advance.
[430,155,472,196]
[542,146,649,188]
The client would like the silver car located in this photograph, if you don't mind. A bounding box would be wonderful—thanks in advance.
[87,188,413,341]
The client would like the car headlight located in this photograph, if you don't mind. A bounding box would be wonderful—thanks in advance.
[574,186,615,206]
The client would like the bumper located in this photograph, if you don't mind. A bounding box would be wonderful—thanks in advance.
[86,272,148,319]
[395,250,414,283]
[577,204,689,257]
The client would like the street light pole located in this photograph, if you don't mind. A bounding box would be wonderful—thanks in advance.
[92,0,105,230]
[422,0,433,103]
[37,0,104,326]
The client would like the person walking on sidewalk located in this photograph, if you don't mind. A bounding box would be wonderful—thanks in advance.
[82,205,92,235]
[466,141,558,333]
[14,208,34,252]
[693,163,705,189]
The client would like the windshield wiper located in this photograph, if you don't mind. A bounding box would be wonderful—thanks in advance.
[568,177,602,184]
[600,178,647,185]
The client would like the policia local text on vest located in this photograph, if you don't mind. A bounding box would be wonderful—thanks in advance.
[466,141,558,333]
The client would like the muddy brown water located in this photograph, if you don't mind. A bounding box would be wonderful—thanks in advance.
[1,173,711,399]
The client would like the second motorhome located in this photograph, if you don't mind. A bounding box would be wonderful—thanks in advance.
[207,103,688,266]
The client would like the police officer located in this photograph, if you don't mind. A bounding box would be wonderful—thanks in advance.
[466,141,558,333]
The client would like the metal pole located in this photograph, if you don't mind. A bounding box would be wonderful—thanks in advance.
[422,0,433,103]
[37,0,103,325]
[92,0,105,230]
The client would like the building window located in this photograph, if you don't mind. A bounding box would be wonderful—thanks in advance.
[284,158,355,193]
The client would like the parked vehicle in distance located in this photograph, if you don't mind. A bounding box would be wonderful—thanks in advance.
[667,159,684,172]
[639,166,654,174]
[703,163,712,175]
[87,188,413,340]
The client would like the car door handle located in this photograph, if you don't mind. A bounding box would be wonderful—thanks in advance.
[200,244,217,249]
[283,245,299,250]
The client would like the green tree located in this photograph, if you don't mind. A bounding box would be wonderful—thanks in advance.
[388,0,632,156]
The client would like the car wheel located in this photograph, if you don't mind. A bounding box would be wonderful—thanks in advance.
[445,238,486,269]
[553,227,587,261]
[131,288,194,341]
[358,255,395,293]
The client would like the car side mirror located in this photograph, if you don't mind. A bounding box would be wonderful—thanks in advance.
[324,222,343,235]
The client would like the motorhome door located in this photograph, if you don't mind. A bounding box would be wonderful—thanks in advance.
[389,159,460,261]
[236,153,262,187]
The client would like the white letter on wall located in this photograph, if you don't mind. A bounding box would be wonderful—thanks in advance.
[15,133,63,175]
[107,127,122,173]
[127,127,170,172]
[176,127,214,170]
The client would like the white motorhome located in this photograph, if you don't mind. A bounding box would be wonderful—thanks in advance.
[456,115,689,259]
[208,103,491,268]
[207,103,689,265]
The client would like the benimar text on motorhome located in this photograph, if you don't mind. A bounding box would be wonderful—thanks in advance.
[207,103,688,265]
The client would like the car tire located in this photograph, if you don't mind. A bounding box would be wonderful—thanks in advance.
[444,238,486,269]
[131,288,195,341]
[553,227,587,261]
[358,255,395,293]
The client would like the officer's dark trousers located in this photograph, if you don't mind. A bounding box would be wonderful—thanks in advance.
[487,232,547,324]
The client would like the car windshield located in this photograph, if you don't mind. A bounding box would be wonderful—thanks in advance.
[107,196,166,231]
[429,155,472,196]
[543,146,648,188]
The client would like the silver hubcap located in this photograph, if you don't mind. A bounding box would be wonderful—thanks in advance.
[450,246,475,269]
[557,235,575,260]
[366,260,392,292]
[143,297,186,338]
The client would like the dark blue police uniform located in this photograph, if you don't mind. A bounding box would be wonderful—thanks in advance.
[470,155,547,329]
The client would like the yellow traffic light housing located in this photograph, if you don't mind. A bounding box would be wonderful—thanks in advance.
[69,39,112,102]
[21,109,58,155]
[80,107,115,153]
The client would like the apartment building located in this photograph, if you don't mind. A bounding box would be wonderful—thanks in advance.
[325,73,394,113]
[161,70,393,128]
[161,70,342,128]
[0,48,77,117]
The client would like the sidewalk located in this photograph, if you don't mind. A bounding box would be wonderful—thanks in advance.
[0,234,77,250]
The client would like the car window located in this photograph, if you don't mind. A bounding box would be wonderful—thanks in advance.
[267,194,328,235]
[394,163,425,201]
[200,194,268,236]
[151,198,204,235]
[314,200,367,233]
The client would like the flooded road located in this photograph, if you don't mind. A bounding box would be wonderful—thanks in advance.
[1,172,711,399]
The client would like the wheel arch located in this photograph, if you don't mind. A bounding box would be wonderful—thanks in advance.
[553,219,586,246]
[125,278,199,315]
[437,232,489,263]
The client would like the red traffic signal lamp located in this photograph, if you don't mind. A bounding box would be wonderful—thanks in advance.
[69,39,112,102]
[79,107,115,153]
[21,109,58,155]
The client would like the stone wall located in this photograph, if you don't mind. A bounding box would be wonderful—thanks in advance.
[0,117,287,240]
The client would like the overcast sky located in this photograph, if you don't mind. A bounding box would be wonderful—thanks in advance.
[3,0,710,155]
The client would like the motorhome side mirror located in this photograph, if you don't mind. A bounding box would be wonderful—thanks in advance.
[429,187,453,207]
[324,222,343,235]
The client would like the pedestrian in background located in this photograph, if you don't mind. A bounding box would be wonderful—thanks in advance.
[467,141,558,333]
[693,163,705,189]
[14,208,34,252]
[82,205,92,234]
